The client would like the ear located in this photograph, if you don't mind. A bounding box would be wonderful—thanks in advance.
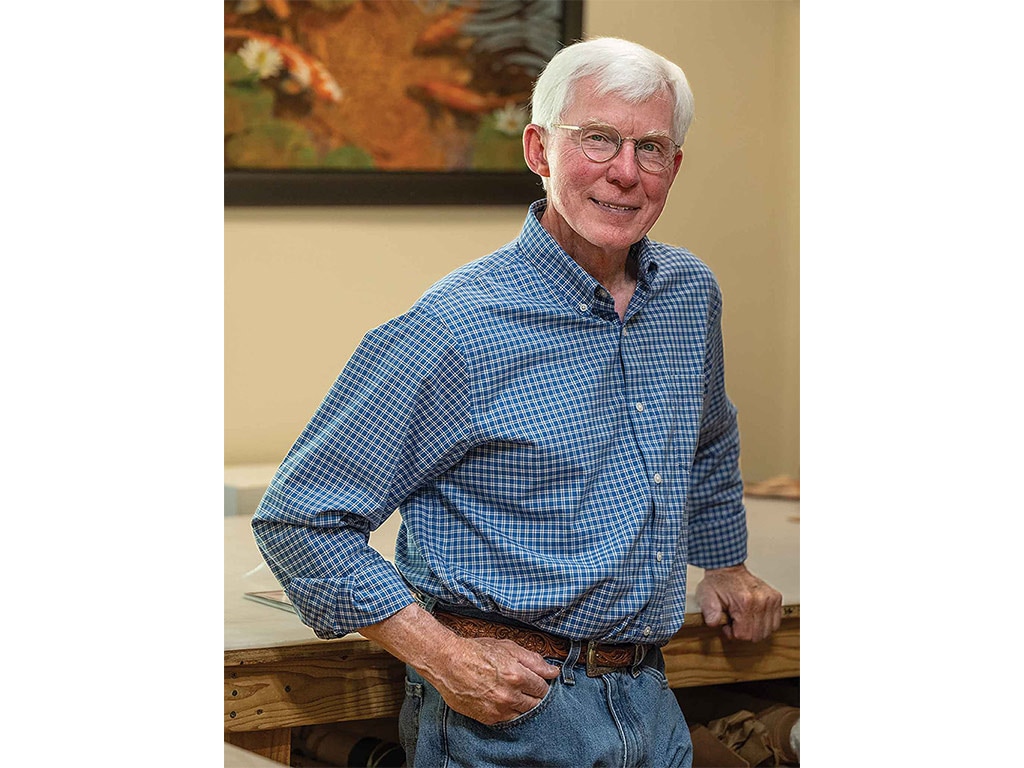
[523,124,551,179]
[666,146,684,186]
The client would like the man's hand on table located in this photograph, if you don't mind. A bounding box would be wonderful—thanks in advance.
[696,563,783,642]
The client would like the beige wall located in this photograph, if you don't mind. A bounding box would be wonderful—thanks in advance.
[225,0,799,483]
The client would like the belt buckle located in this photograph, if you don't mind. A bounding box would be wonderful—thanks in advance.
[585,641,615,677]
[585,641,648,677]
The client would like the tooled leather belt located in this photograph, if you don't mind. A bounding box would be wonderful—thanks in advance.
[433,609,651,677]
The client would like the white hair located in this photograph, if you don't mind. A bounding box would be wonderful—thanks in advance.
[531,37,695,144]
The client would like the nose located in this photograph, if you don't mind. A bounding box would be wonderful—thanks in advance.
[605,140,641,187]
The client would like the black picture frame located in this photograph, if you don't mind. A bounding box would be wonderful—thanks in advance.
[225,1,583,207]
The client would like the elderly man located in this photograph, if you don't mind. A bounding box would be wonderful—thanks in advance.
[253,36,783,768]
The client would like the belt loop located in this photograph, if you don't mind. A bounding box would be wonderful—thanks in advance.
[560,641,582,686]
[401,576,439,615]
[410,588,437,614]
[630,644,649,678]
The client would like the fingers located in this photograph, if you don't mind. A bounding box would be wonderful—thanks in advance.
[697,589,727,629]
[729,613,769,643]
[725,590,783,642]
[698,567,784,643]
[433,637,557,724]
[513,690,545,715]
[517,666,554,700]
[702,608,726,628]
[478,637,559,680]
[514,648,562,680]
[475,685,547,724]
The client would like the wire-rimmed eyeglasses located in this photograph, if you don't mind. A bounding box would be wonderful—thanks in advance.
[551,122,681,173]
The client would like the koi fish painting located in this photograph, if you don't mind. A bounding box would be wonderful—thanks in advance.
[225,0,583,205]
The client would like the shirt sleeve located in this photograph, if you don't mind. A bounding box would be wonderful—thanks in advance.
[251,304,473,639]
[686,279,748,569]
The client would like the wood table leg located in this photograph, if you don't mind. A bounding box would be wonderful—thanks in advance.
[225,728,291,765]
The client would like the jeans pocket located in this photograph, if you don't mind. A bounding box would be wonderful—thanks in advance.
[488,678,559,731]
[640,664,670,690]
[399,677,424,763]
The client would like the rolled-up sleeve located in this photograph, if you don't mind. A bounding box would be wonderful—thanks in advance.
[252,305,473,638]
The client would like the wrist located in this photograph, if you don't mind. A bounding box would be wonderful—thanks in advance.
[361,602,462,679]
[705,562,747,574]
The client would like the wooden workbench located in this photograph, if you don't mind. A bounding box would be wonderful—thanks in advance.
[225,497,799,764]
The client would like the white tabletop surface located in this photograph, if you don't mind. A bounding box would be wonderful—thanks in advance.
[224,742,287,767]
[225,497,799,651]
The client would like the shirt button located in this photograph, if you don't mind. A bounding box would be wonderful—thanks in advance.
[653,472,663,484]
[578,302,589,312]
[635,402,644,412]
[656,551,664,562]
[643,626,652,637]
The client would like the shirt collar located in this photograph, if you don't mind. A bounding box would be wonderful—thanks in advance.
[630,240,660,291]
[517,199,659,310]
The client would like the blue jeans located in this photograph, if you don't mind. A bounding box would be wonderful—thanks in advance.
[399,644,692,767]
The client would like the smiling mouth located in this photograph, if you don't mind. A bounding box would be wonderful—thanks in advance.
[592,198,639,212]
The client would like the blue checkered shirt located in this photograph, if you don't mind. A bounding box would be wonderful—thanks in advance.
[253,200,747,645]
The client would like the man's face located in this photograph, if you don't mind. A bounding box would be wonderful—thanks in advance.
[530,81,683,261]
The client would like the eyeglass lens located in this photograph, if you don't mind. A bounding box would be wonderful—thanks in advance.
[579,124,675,171]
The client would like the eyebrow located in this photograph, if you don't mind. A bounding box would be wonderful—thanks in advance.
[579,119,674,139]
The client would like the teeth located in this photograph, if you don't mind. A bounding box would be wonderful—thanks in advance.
[596,200,635,211]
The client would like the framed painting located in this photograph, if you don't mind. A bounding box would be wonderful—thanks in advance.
[224,0,584,205]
